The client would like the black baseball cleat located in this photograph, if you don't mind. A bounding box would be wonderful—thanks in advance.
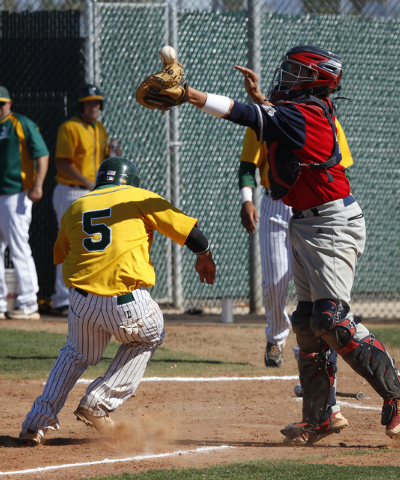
[281,412,349,445]
[264,342,283,367]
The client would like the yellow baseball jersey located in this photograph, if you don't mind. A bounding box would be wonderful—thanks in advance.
[55,116,109,186]
[54,185,198,296]
[239,118,353,189]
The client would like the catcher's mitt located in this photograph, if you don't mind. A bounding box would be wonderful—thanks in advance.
[135,61,188,112]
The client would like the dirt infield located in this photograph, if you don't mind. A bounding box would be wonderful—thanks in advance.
[1,316,400,479]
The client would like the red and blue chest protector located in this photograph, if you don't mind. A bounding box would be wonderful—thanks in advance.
[227,97,350,210]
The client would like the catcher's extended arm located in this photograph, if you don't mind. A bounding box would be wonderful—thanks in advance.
[135,61,188,113]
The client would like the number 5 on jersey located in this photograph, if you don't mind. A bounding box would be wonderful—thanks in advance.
[82,208,112,252]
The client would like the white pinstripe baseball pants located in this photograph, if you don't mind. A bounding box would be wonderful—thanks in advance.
[22,287,164,431]
[51,184,90,309]
[259,194,292,346]
[0,191,39,312]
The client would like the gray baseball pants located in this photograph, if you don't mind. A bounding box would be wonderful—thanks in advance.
[289,195,366,307]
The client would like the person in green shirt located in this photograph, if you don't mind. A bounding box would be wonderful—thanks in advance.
[0,86,49,320]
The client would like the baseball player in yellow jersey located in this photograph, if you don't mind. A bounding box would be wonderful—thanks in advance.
[0,86,49,321]
[19,157,215,445]
[49,84,118,315]
[239,119,353,368]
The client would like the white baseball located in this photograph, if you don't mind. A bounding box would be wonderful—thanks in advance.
[159,46,177,64]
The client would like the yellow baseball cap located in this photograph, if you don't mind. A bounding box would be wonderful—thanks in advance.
[0,86,11,102]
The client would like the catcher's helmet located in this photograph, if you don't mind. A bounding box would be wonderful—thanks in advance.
[77,84,104,110]
[267,45,342,103]
[94,157,140,189]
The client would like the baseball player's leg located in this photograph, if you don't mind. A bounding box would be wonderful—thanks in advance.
[51,184,89,310]
[282,242,346,444]
[21,340,93,433]
[291,200,400,436]
[259,196,292,366]
[3,192,39,318]
[21,290,112,439]
[317,310,400,436]
[283,298,346,442]
[79,297,164,415]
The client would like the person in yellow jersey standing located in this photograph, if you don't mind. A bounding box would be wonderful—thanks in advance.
[19,157,216,445]
[49,84,119,316]
[0,86,49,321]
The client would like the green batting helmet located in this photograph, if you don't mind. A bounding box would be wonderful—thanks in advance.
[94,157,140,189]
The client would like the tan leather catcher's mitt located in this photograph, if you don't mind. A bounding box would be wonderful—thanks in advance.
[135,61,188,112]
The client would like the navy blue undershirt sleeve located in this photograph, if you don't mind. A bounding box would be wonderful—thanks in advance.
[227,101,306,150]
[226,101,259,129]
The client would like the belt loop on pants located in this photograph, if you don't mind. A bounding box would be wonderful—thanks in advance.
[343,195,355,207]
[75,287,135,305]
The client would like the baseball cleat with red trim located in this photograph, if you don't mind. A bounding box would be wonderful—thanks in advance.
[383,399,400,437]
[281,411,349,445]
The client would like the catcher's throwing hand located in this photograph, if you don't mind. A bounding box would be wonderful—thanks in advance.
[195,251,216,285]
[135,61,189,112]
[241,201,259,234]
[234,65,273,106]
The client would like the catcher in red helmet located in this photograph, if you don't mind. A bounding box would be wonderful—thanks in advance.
[267,45,342,103]
[181,45,400,444]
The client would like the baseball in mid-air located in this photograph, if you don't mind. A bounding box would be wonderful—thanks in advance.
[159,46,177,64]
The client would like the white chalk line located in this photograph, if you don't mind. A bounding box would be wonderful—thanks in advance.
[0,445,234,476]
[41,376,299,386]
[294,397,381,411]
[337,400,381,411]
[75,375,299,384]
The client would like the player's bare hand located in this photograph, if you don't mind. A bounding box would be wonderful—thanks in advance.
[27,185,43,203]
[234,65,273,106]
[195,251,216,285]
[234,65,259,91]
[241,201,259,234]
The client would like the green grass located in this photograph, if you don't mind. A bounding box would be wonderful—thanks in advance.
[2,326,400,380]
[80,457,400,480]
[0,329,266,380]
[367,327,400,348]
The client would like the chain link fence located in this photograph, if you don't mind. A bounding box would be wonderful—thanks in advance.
[1,0,399,16]
[2,0,399,318]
